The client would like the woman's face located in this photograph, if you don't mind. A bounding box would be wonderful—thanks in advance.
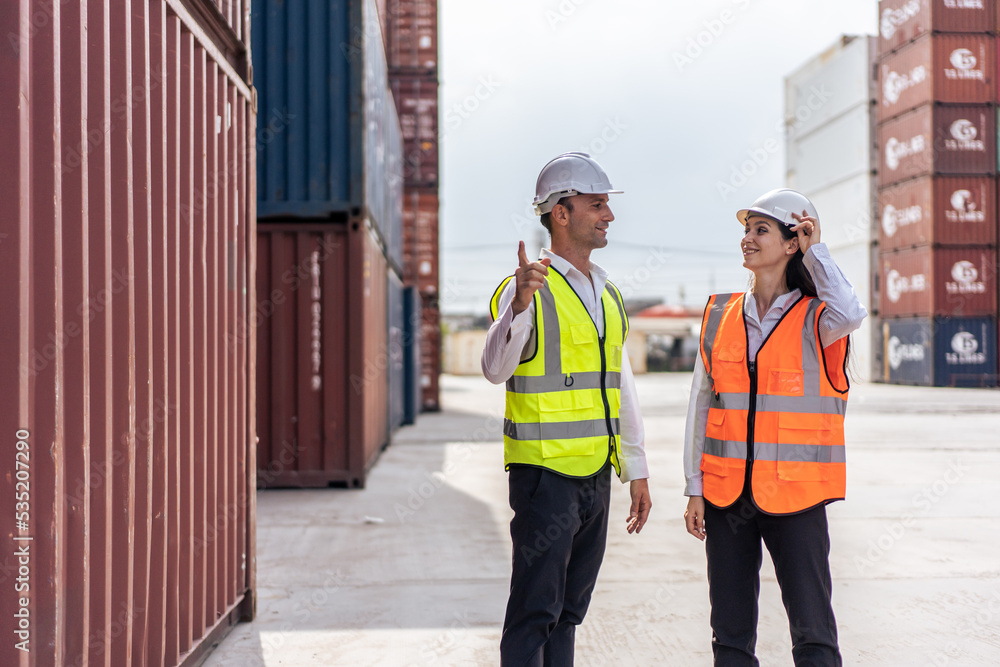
[741,216,796,273]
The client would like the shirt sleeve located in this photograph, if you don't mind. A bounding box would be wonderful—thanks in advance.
[803,243,869,348]
[682,354,711,496]
[481,278,536,384]
[617,344,648,483]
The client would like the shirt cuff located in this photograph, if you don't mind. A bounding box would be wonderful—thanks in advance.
[509,305,532,333]
[684,476,703,497]
[802,242,829,270]
[619,455,649,484]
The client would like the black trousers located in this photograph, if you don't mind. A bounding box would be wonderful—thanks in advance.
[500,464,612,667]
[704,489,842,667]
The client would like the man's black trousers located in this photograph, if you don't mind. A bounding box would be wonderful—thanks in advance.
[704,489,842,667]
[500,463,612,667]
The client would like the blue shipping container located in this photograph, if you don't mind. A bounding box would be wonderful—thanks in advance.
[388,269,406,431]
[880,317,998,387]
[403,286,422,424]
[253,0,403,266]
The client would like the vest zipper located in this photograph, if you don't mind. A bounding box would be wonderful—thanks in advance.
[598,335,614,461]
[746,359,757,492]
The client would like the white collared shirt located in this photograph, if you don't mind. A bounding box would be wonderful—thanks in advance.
[481,249,648,483]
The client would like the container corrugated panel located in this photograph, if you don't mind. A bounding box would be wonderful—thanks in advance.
[253,0,404,241]
[420,294,442,411]
[386,0,438,72]
[403,286,423,424]
[879,246,999,316]
[0,2,257,665]
[877,33,996,123]
[877,103,997,186]
[402,188,440,293]
[388,270,406,432]
[390,75,440,188]
[255,222,390,488]
[880,316,999,385]
[878,0,996,54]
[878,175,997,248]
[785,35,876,141]
[788,104,873,193]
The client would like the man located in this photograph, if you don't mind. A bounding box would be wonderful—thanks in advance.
[482,152,652,666]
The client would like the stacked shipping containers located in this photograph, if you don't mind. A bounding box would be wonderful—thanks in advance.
[252,0,404,487]
[0,1,257,664]
[387,0,443,412]
[875,0,999,386]
[785,35,879,382]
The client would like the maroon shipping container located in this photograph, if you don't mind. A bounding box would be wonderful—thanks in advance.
[256,223,389,488]
[878,0,996,54]
[386,0,438,72]
[879,246,998,316]
[402,188,440,294]
[420,296,442,411]
[877,33,995,122]
[877,103,996,186]
[390,75,440,188]
[0,2,257,666]
[878,175,997,249]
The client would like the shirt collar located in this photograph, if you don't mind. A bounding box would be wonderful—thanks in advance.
[540,248,607,283]
[743,288,802,323]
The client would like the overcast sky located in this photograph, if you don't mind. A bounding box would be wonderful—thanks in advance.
[437,0,879,315]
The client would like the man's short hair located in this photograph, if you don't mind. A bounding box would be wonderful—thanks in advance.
[539,197,573,233]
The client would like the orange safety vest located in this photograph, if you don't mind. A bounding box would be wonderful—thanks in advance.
[698,292,849,515]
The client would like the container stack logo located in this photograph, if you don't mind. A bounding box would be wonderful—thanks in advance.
[888,335,925,370]
[880,0,921,39]
[882,202,923,237]
[945,119,984,151]
[946,189,985,223]
[944,48,983,80]
[883,65,927,104]
[885,133,926,169]
[946,260,986,294]
[946,330,986,365]
[886,268,928,302]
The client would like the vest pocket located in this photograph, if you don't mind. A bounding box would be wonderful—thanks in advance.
[775,412,829,481]
[538,390,596,458]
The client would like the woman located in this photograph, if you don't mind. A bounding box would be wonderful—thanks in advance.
[682,189,867,666]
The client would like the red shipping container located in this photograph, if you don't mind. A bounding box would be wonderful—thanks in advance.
[402,188,440,292]
[256,222,390,488]
[878,0,995,54]
[878,175,997,249]
[879,246,998,316]
[877,103,996,186]
[390,75,439,188]
[877,33,995,123]
[386,0,438,71]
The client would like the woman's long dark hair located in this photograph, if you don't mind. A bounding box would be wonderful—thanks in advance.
[776,223,817,297]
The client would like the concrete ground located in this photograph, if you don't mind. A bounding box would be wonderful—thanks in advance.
[202,373,1000,666]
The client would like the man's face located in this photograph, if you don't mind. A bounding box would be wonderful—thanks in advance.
[555,193,615,250]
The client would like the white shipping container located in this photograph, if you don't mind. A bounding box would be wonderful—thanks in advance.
[789,104,874,194]
[785,35,877,142]
[807,172,876,250]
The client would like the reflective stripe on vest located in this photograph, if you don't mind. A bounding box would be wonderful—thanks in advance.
[489,269,627,478]
[698,292,849,514]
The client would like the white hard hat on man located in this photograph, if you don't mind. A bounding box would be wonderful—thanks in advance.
[532,152,623,216]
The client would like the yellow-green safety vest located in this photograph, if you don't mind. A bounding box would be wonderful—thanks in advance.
[489,268,628,478]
